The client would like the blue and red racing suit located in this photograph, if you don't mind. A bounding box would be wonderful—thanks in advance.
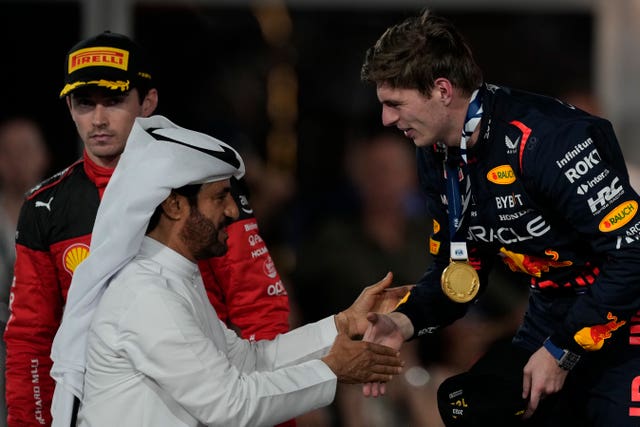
[395,83,640,424]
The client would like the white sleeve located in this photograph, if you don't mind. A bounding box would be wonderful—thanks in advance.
[120,289,337,427]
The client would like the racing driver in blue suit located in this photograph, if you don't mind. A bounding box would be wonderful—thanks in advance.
[359,9,640,427]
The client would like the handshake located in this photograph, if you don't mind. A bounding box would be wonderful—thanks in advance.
[321,272,415,393]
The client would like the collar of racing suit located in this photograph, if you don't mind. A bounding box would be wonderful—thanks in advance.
[83,150,114,199]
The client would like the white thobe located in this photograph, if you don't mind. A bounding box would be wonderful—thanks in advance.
[78,237,337,427]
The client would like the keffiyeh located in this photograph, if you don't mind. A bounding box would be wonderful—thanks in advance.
[49,115,245,426]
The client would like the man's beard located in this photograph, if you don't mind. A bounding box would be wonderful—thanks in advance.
[180,206,230,260]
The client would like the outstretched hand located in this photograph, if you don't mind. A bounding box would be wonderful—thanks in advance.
[522,346,568,419]
[361,312,407,397]
[336,272,414,338]
[321,333,403,384]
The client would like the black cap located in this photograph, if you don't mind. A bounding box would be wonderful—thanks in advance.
[59,31,153,98]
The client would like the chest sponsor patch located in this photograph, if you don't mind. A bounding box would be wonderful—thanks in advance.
[599,200,638,232]
[63,243,90,275]
[486,165,516,185]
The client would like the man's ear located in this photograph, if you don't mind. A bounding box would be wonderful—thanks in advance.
[141,88,159,117]
[434,77,454,106]
[160,192,186,220]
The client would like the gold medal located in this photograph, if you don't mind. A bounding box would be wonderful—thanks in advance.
[441,260,479,303]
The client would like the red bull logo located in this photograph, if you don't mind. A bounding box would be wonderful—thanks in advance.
[599,200,637,232]
[574,312,626,351]
[69,46,129,73]
[499,247,572,277]
[487,165,516,185]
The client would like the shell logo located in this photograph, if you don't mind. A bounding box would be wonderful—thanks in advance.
[433,219,441,234]
[63,243,90,275]
[487,165,516,185]
[599,200,638,232]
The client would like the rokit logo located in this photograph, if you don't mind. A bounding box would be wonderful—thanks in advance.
[587,177,624,214]
[564,149,601,183]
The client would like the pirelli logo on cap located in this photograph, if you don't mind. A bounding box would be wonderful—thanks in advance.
[68,46,129,73]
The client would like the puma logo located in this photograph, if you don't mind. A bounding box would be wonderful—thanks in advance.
[35,197,54,212]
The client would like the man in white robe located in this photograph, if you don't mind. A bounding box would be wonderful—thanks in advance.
[50,115,406,427]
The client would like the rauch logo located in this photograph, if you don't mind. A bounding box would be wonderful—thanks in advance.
[487,165,516,185]
[599,200,638,232]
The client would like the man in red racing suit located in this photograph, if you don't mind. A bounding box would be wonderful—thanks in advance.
[4,32,291,427]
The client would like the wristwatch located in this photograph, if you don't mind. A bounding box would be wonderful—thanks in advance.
[543,337,581,371]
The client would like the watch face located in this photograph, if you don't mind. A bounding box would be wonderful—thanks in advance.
[559,351,581,370]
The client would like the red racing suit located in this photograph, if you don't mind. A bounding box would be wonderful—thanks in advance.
[4,153,291,426]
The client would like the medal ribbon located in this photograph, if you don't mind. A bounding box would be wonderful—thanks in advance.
[446,88,483,261]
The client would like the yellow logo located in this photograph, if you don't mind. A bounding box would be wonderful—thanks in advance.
[574,312,626,351]
[68,46,129,73]
[433,219,441,234]
[63,244,90,275]
[487,165,516,185]
[429,237,441,255]
[599,200,638,232]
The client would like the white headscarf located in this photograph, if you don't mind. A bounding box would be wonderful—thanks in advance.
[49,115,245,426]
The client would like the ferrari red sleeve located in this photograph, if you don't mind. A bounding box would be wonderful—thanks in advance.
[200,217,290,341]
[4,244,63,426]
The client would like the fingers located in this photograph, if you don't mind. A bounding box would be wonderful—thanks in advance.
[367,272,393,292]
[366,341,401,358]
[362,382,385,398]
[366,312,379,324]
[522,371,531,400]
[523,391,540,420]
[367,374,393,390]
[369,356,404,372]
[362,382,373,397]
[379,382,387,396]
[369,382,386,397]
[383,285,414,298]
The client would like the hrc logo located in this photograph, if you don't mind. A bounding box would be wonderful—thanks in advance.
[69,46,129,73]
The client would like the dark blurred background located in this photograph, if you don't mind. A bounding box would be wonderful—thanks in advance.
[2,1,637,426]
[0,1,598,233]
